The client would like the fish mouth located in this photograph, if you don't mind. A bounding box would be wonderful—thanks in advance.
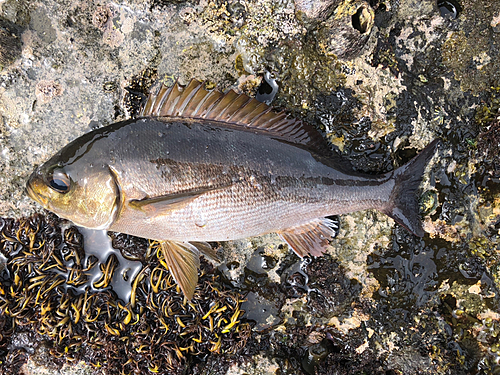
[25,175,49,208]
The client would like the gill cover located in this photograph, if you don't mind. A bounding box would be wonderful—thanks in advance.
[27,161,121,230]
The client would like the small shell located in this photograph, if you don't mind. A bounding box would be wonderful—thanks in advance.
[318,0,375,59]
[294,0,342,22]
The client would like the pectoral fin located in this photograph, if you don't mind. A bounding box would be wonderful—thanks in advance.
[159,240,200,300]
[277,218,339,258]
[129,188,214,218]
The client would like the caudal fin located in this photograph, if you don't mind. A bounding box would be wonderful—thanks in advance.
[383,139,440,237]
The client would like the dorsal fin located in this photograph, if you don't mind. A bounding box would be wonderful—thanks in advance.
[140,79,329,153]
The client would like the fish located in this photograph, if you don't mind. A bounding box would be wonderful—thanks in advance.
[26,79,440,300]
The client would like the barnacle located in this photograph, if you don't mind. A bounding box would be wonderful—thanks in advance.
[419,190,438,215]
[0,214,251,375]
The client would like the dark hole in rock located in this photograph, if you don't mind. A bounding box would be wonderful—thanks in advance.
[437,0,460,20]
[442,293,457,310]
[256,71,279,105]
[352,6,371,34]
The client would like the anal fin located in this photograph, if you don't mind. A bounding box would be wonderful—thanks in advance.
[277,218,339,258]
[159,240,200,300]
[189,241,220,262]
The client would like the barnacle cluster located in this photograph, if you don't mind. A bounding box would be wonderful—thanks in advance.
[0,214,250,374]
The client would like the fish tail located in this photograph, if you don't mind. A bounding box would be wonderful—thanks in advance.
[382,139,440,236]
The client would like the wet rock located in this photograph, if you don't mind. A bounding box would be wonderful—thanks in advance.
[29,6,56,45]
[0,17,23,67]
[34,80,63,105]
[1,0,500,373]
[441,0,500,94]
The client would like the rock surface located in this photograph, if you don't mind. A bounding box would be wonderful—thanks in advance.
[0,0,499,374]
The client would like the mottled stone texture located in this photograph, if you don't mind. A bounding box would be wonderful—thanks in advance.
[0,0,500,374]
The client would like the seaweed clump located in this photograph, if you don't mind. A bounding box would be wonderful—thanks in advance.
[0,214,250,374]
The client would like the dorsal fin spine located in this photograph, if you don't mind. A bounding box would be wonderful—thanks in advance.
[176,81,203,116]
[201,94,225,119]
[142,95,154,116]
[287,121,302,134]
[211,91,239,120]
[274,119,291,130]
[155,84,173,116]
[263,112,288,129]
[190,91,210,116]
[142,79,331,153]
[248,106,273,126]
[222,94,251,121]
[179,81,204,115]
[228,98,260,123]
[190,88,221,118]
[166,85,184,116]
[236,100,265,123]
[253,111,282,127]
[185,87,210,116]
[216,92,241,120]
[161,83,178,116]
[151,84,169,116]
[276,123,293,134]
[226,96,253,122]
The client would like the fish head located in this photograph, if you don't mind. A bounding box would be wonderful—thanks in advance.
[26,152,120,230]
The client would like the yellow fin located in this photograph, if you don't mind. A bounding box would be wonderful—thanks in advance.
[277,218,339,258]
[140,79,329,153]
[159,240,200,300]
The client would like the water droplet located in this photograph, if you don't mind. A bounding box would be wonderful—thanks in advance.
[437,0,460,20]
[195,214,207,228]
[261,254,277,270]
[122,267,130,281]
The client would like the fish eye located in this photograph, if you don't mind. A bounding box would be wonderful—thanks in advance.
[47,170,71,194]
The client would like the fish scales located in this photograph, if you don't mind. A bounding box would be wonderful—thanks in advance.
[26,79,440,299]
[74,118,392,241]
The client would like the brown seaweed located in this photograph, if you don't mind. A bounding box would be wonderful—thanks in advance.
[0,214,250,375]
